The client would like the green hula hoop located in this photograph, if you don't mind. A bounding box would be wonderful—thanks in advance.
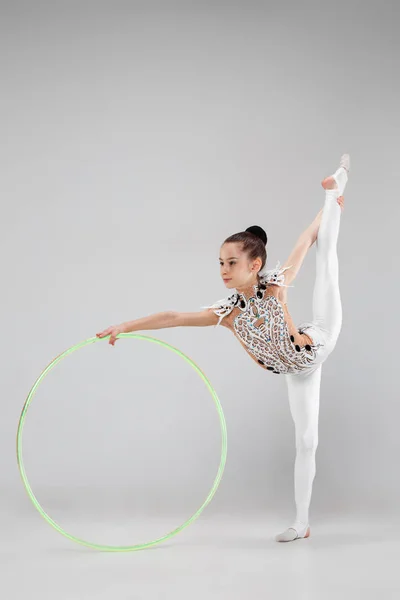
[16,333,228,552]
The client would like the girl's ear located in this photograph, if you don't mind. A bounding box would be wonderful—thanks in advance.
[252,258,262,272]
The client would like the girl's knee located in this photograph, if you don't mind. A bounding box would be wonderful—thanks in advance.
[296,433,319,453]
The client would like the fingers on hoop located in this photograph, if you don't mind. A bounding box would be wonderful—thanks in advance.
[96,327,113,339]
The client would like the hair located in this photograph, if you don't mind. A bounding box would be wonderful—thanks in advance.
[223,225,268,281]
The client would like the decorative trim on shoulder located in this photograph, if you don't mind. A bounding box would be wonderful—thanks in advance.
[201,293,239,328]
[259,261,294,288]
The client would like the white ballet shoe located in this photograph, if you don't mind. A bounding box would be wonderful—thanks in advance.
[275,523,311,542]
[339,153,350,173]
[332,153,350,195]
[322,153,350,196]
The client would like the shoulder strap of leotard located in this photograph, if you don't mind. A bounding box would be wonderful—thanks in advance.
[259,261,294,288]
[201,293,239,328]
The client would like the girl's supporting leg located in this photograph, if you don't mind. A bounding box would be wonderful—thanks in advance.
[275,365,322,542]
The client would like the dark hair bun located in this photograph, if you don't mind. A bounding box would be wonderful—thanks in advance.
[245,225,267,245]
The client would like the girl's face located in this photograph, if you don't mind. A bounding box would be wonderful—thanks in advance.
[219,242,262,290]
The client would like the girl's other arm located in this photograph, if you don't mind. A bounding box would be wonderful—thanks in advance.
[278,196,344,302]
[96,309,219,345]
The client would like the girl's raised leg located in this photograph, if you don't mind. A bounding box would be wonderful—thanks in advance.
[275,155,350,543]
[311,154,350,346]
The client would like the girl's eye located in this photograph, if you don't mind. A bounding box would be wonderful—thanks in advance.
[219,262,236,266]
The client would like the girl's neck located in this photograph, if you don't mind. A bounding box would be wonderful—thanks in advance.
[235,277,260,298]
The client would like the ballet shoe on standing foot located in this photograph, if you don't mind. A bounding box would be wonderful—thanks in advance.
[275,523,311,543]
[321,153,350,196]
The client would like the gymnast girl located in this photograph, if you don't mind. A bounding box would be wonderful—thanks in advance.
[97,154,350,543]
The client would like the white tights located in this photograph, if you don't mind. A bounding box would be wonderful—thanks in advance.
[284,177,346,534]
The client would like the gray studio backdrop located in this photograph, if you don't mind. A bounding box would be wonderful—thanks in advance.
[1,0,398,540]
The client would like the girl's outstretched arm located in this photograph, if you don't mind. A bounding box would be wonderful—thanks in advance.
[96,309,219,345]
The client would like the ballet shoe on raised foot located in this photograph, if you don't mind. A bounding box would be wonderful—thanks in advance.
[321,153,351,196]
[275,524,311,543]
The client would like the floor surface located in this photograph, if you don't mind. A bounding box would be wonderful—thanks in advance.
[2,509,399,599]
